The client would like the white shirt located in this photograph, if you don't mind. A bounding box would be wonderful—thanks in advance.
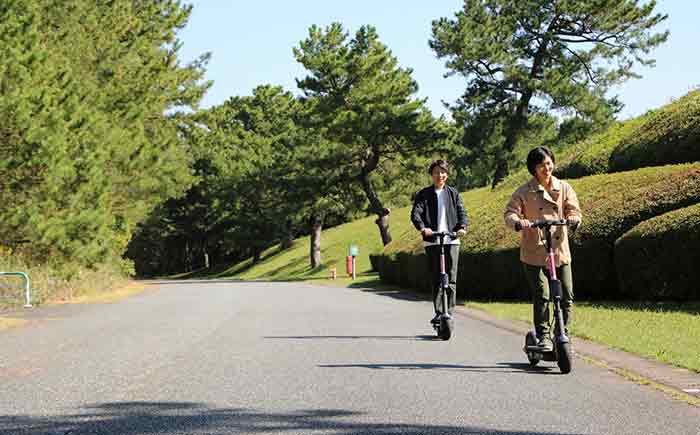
[424,187,460,247]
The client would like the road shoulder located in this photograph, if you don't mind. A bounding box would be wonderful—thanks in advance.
[460,306,700,406]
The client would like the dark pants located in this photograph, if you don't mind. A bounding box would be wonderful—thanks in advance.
[522,263,574,337]
[425,244,460,315]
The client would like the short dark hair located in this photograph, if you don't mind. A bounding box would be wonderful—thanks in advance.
[428,159,449,175]
[526,147,555,175]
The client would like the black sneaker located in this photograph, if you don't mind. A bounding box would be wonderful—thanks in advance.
[430,314,441,325]
[537,336,554,351]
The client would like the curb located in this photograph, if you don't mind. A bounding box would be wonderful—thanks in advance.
[458,306,700,404]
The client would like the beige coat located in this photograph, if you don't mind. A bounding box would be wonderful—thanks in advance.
[504,176,581,267]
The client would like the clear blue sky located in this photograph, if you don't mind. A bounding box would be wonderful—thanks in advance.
[178,0,699,120]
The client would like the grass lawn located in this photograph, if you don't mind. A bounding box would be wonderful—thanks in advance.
[0,317,28,331]
[54,282,149,304]
[466,301,700,373]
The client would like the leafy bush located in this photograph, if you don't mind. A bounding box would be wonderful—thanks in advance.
[615,203,700,301]
[0,252,130,308]
[609,90,700,172]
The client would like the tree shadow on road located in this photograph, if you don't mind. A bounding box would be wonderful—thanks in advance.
[0,401,584,435]
[143,278,250,286]
[264,335,437,341]
[347,277,430,303]
[318,362,559,375]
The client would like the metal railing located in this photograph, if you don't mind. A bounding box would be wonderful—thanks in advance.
[0,272,32,308]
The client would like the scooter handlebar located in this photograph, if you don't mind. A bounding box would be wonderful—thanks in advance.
[528,219,568,229]
[424,231,460,242]
[431,231,458,237]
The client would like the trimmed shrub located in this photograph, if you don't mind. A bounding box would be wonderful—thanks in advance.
[615,203,700,301]
[610,90,700,172]
[555,117,647,179]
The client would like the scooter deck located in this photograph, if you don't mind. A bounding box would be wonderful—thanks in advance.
[525,345,552,352]
[524,346,557,362]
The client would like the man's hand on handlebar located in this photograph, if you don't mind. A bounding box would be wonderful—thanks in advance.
[422,228,464,239]
[566,215,581,225]
[567,215,581,231]
[522,218,577,230]
[514,219,532,232]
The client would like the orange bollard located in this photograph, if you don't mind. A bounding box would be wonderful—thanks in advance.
[346,255,353,276]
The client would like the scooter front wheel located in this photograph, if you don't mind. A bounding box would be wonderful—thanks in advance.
[557,341,573,374]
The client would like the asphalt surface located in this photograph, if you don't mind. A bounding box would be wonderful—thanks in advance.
[1,280,698,435]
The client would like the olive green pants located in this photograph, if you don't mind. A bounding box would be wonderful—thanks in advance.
[522,262,574,337]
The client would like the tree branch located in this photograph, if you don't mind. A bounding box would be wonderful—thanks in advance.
[561,44,597,83]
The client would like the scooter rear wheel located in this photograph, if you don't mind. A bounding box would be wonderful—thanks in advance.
[439,317,453,340]
[525,331,540,366]
[557,342,573,374]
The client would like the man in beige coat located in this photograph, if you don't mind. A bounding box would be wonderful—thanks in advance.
[504,147,581,351]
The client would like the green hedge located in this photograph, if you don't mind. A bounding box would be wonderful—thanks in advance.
[609,90,700,172]
[615,203,700,301]
[374,163,700,301]
[555,90,700,179]
[555,118,646,179]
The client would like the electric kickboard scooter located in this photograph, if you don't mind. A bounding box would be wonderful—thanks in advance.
[431,231,458,341]
[522,219,574,374]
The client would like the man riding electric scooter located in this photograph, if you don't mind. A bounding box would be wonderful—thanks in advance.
[504,147,581,358]
[411,160,468,335]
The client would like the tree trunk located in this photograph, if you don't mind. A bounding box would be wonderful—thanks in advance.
[280,218,294,250]
[361,179,392,245]
[183,240,191,272]
[375,214,391,246]
[491,35,551,189]
[359,145,392,245]
[280,233,294,250]
[310,212,323,268]
[491,87,535,188]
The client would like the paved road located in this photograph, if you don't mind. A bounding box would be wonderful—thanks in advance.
[1,281,698,435]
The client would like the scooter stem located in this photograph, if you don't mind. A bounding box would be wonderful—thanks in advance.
[442,284,450,317]
[439,234,450,316]
[554,299,569,343]
[548,252,558,280]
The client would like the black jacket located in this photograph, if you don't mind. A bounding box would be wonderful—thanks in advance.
[411,185,468,241]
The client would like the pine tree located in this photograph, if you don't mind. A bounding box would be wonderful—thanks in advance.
[431,0,668,187]
[0,0,209,266]
[295,23,444,246]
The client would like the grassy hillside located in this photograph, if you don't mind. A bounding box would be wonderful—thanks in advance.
[215,215,385,280]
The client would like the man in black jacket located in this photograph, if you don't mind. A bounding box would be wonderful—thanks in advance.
[410,159,468,325]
